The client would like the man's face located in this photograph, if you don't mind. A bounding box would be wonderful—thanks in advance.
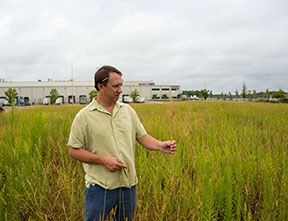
[102,72,123,102]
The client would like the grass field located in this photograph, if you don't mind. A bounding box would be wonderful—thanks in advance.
[0,102,287,220]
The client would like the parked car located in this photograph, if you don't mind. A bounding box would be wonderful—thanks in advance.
[55,97,64,105]
[123,96,133,103]
[0,97,8,106]
[136,96,145,103]
[43,97,50,105]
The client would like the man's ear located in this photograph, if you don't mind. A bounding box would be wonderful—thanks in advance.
[97,83,103,90]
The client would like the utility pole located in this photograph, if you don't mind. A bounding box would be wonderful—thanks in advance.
[71,64,74,104]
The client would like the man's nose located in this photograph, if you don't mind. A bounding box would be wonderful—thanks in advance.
[118,86,123,93]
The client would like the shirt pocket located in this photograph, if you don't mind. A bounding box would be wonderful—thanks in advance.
[85,120,112,152]
[116,114,133,133]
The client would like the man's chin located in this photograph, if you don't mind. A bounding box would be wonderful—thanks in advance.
[114,95,120,102]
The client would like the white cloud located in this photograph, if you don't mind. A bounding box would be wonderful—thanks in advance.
[0,0,287,93]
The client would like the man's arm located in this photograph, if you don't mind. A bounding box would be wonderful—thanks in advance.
[69,147,127,171]
[137,134,177,154]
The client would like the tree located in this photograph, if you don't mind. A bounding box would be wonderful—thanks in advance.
[228,92,232,100]
[209,91,213,98]
[50,89,59,104]
[5,88,18,106]
[89,90,98,101]
[248,90,252,99]
[235,90,239,98]
[265,89,270,99]
[162,94,168,99]
[257,91,265,98]
[152,94,158,99]
[188,91,194,98]
[130,89,139,103]
[253,90,257,99]
[272,89,285,100]
[200,89,209,100]
[241,83,247,99]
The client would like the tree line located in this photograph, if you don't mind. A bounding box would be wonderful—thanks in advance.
[183,83,287,102]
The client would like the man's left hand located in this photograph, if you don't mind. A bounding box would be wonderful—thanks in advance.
[159,140,177,154]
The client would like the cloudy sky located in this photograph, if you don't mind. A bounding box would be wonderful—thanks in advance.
[0,0,287,93]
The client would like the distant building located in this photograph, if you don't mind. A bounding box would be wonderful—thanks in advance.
[0,81,181,105]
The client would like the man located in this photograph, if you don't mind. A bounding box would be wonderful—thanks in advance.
[68,65,177,221]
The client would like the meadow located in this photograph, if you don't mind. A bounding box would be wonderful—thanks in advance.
[0,101,287,220]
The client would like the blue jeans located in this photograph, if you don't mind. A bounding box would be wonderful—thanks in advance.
[84,184,136,221]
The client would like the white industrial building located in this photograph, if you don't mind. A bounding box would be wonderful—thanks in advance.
[0,80,181,105]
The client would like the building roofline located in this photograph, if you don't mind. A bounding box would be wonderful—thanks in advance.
[0,80,180,88]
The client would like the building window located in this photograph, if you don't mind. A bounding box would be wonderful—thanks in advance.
[79,95,87,104]
[68,95,75,104]
[171,88,178,91]
[161,88,169,91]
[152,88,160,91]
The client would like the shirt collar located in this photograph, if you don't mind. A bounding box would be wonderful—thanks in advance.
[88,99,123,113]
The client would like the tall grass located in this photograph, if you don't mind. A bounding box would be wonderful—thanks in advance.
[0,102,287,220]
[0,106,83,220]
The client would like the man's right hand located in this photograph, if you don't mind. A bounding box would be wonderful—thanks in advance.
[101,156,127,172]
[69,147,127,172]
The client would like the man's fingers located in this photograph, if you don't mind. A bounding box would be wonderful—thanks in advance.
[167,140,177,154]
[110,164,126,172]
[104,157,127,171]
[118,163,127,169]
[168,141,177,148]
[116,159,127,168]
[115,158,125,164]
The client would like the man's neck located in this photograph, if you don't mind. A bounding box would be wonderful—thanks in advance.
[96,95,115,114]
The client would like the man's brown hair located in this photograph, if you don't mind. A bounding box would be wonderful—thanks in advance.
[94,65,122,91]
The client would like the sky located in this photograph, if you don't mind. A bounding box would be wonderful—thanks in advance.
[0,0,288,93]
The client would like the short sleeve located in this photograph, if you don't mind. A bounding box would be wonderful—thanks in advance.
[67,115,85,148]
[133,110,147,139]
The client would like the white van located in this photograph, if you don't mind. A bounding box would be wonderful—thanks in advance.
[0,97,8,106]
[136,96,145,103]
[55,97,63,105]
[43,97,50,105]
